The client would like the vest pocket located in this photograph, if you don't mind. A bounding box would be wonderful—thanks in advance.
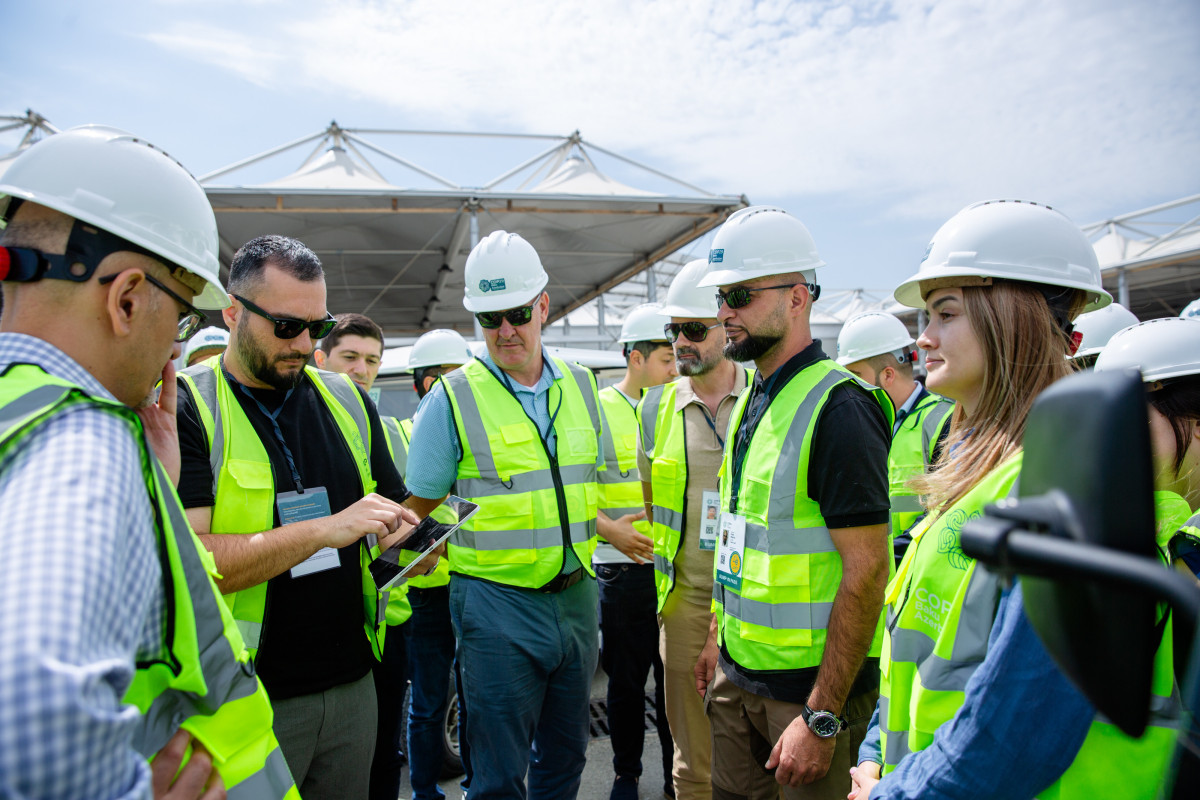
[564,427,598,461]
[222,459,275,523]
[651,456,679,499]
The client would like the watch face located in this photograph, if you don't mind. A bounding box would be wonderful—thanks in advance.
[811,712,841,738]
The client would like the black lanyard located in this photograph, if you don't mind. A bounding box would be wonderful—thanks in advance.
[224,364,304,492]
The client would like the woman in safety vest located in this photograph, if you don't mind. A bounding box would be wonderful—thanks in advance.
[849,200,1178,800]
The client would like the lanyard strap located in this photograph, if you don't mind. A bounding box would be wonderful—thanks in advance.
[226,366,304,492]
[699,406,725,449]
[497,361,563,444]
[730,368,784,508]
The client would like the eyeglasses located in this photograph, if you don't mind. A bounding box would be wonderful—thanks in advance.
[475,304,535,330]
[715,282,820,310]
[664,321,721,344]
[99,272,206,342]
[233,294,337,340]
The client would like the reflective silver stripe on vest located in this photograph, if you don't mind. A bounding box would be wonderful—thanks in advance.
[455,519,594,550]
[382,416,409,477]
[443,368,499,476]
[457,462,597,497]
[878,695,912,765]
[722,592,834,630]
[920,400,953,463]
[640,384,665,455]
[743,523,837,555]
[317,370,370,453]
[0,383,75,433]
[598,395,634,482]
[885,563,1003,692]
[565,361,603,437]
[602,506,644,519]
[890,495,924,514]
[132,458,262,756]
[652,504,684,535]
[181,364,224,499]
[227,746,295,799]
[654,552,674,582]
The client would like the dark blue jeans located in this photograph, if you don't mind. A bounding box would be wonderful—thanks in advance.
[369,621,408,800]
[596,562,673,782]
[404,585,458,800]
[450,574,599,800]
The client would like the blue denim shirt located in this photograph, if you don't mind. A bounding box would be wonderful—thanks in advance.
[861,582,1094,799]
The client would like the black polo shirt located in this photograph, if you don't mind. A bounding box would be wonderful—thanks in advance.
[720,339,892,703]
[177,366,408,701]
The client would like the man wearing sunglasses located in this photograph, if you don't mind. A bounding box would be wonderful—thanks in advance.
[176,235,423,800]
[0,127,297,798]
[691,207,894,800]
[404,230,606,799]
[595,302,676,800]
[636,259,752,800]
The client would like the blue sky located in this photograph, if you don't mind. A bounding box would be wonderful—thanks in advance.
[4,0,1198,292]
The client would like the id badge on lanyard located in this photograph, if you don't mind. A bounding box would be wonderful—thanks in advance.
[278,487,340,578]
[699,490,721,551]
[715,512,746,591]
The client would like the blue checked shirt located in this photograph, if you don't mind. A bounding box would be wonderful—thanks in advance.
[0,333,164,800]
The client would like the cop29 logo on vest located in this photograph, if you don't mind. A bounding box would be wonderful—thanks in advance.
[914,586,953,634]
[479,278,506,293]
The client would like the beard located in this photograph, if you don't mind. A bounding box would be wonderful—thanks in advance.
[724,332,782,363]
[235,329,309,390]
[675,346,723,377]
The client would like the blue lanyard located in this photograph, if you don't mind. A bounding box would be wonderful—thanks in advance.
[497,359,563,444]
[699,406,725,449]
[224,364,304,492]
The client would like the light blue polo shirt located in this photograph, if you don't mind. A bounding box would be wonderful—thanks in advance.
[406,349,604,574]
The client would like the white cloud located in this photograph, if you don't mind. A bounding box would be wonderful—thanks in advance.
[143,0,1200,221]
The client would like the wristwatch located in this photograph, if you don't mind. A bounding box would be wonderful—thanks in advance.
[801,703,846,738]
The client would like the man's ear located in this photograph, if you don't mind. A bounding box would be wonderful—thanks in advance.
[222,297,239,330]
[536,292,550,323]
[103,269,149,339]
[313,349,327,368]
[423,374,438,394]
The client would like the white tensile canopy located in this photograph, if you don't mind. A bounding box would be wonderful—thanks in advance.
[200,122,748,336]
[1085,193,1200,319]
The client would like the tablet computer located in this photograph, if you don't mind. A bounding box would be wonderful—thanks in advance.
[369,495,477,592]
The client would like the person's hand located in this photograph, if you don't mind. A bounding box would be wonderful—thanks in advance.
[409,541,446,577]
[323,493,405,549]
[765,714,837,787]
[605,511,654,563]
[847,761,881,799]
[152,729,226,800]
[694,627,718,698]
[138,361,181,485]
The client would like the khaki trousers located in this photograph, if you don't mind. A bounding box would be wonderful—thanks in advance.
[706,663,876,800]
[659,591,715,800]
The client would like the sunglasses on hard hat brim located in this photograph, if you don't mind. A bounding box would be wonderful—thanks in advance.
[475,303,535,330]
[233,294,337,340]
[664,321,721,344]
[715,282,820,310]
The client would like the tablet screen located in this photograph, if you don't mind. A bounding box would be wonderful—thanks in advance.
[369,495,478,592]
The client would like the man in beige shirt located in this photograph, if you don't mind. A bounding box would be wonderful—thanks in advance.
[637,259,750,800]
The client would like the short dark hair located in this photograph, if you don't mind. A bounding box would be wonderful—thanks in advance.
[1148,374,1200,475]
[864,350,914,379]
[623,340,671,364]
[320,312,384,354]
[228,234,323,296]
[414,365,452,400]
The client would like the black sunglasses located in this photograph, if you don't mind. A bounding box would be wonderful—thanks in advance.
[475,303,535,330]
[664,321,721,344]
[233,294,337,340]
[99,272,206,342]
[715,282,820,310]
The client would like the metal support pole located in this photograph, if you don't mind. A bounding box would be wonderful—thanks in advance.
[647,269,658,303]
[597,295,607,340]
[470,208,484,341]
[1118,268,1130,309]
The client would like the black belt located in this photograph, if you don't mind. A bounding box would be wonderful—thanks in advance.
[538,568,584,593]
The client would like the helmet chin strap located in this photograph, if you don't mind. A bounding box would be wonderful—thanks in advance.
[0,218,168,284]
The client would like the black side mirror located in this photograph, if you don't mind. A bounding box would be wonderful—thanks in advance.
[962,368,1159,735]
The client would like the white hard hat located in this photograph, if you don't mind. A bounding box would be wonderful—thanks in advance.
[407,329,474,370]
[697,206,825,288]
[1180,297,1200,321]
[184,326,229,362]
[893,200,1110,315]
[617,303,669,343]
[1093,318,1200,382]
[836,312,915,366]
[462,230,549,313]
[0,125,228,309]
[659,259,718,318]
[1072,302,1139,359]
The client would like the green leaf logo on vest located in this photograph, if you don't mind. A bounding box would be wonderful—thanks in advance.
[478,278,506,293]
[937,508,976,571]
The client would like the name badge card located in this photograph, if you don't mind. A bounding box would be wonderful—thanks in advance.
[715,512,746,591]
[699,490,721,551]
[278,488,340,578]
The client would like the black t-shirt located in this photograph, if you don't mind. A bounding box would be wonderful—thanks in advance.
[721,339,891,703]
[177,366,408,700]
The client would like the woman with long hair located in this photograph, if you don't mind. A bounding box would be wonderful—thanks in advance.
[848,200,1178,799]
